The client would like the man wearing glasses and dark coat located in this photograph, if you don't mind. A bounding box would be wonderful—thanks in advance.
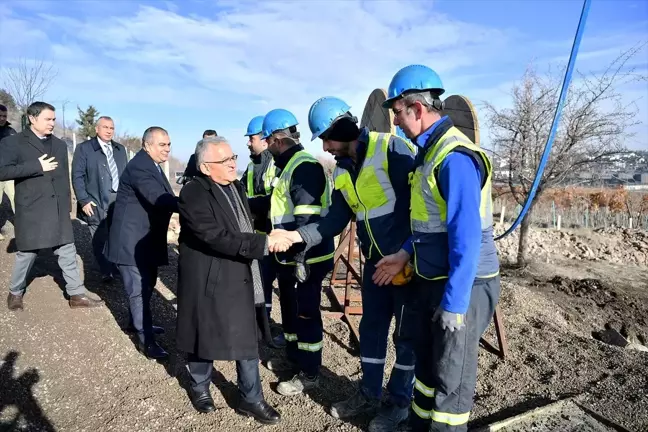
[176,136,290,424]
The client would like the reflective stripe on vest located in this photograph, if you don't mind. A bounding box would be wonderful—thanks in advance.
[410,127,494,278]
[332,132,402,257]
[270,150,333,265]
[246,159,277,198]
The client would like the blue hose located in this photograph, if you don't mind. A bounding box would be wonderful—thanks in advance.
[495,0,592,240]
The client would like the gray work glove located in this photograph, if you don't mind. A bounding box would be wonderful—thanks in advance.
[432,308,466,332]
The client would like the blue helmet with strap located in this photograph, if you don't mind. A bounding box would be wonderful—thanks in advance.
[307,96,356,141]
[383,64,445,109]
[261,109,299,139]
[245,115,265,137]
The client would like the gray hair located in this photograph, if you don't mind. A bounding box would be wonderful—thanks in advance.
[141,126,168,148]
[403,91,442,114]
[97,116,113,123]
[195,135,230,169]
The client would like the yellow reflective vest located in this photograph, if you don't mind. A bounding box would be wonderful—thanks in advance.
[333,131,416,258]
[270,150,334,265]
[410,126,499,280]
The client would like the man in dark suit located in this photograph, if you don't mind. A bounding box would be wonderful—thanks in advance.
[105,126,178,359]
[0,101,104,311]
[177,136,286,423]
[72,116,128,282]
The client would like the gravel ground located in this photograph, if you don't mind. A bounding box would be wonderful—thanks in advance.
[1,209,647,431]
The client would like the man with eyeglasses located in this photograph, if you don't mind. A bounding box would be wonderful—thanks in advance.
[374,65,500,432]
[105,126,179,360]
[261,108,334,397]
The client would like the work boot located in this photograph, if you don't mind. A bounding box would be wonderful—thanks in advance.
[368,402,409,432]
[270,333,286,349]
[330,389,380,419]
[276,372,319,396]
[265,357,297,373]
[7,293,24,311]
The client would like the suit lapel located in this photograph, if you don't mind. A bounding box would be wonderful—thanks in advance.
[140,150,174,194]
[23,130,46,154]
[159,166,173,193]
[197,177,238,226]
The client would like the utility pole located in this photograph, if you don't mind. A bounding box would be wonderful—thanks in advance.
[61,99,70,138]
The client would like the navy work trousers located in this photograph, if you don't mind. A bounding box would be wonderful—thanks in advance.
[276,260,333,377]
[359,260,416,408]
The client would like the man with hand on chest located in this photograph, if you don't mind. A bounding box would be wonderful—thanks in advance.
[0,101,104,311]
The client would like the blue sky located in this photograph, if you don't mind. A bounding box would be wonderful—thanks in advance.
[1,0,647,169]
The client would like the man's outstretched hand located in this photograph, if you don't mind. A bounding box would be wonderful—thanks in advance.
[373,249,410,286]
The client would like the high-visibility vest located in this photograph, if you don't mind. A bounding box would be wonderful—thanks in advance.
[270,150,334,265]
[246,159,277,198]
[410,126,499,280]
[333,131,415,258]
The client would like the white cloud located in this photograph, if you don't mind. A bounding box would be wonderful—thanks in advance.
[0,0,646,163]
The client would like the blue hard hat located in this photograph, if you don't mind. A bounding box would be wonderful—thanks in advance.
[245,115,265,137]
[308,96,354,141]
[383,64,445,108]
[261,109,299,139]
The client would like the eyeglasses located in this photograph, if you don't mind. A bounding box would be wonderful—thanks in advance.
[392,104,414,116]
[203,154,238,165]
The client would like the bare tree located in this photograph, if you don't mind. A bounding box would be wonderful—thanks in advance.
[484,44,646,266]
[2,58,58,111]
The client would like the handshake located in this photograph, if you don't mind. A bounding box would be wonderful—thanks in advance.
[266,229,304,253]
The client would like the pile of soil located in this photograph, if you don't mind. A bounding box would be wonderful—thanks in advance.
[495,226,648,266]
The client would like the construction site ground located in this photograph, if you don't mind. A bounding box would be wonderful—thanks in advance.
[1,206,647,431]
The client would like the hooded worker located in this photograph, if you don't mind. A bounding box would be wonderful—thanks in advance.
[375,64,501,432]
[270,96,418,432]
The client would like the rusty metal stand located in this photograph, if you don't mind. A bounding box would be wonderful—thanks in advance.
[321,221,509,359]
[480,305,509,359]
[322,221,363,346]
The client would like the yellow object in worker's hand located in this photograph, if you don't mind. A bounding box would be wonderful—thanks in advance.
[391,263,413,286]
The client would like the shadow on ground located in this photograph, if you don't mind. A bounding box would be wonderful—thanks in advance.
[0,351,56,432]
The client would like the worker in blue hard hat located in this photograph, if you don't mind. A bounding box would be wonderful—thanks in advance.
[271,96,418,432]
[240,115,284,348]
[374,64,501,432]
[260,108,335,397]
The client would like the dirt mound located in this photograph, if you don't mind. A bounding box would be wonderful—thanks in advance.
[495,226,648,267]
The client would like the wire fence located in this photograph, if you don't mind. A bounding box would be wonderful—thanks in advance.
[493,198,648,230]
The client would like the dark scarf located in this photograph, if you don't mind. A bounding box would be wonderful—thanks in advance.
[214,182,264,305]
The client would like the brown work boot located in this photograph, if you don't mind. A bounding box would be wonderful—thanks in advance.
[7,293,24,311]
[69,293,104,308]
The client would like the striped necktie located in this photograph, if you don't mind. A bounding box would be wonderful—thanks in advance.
[104,144,120,192]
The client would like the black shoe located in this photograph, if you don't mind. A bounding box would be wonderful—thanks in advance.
[190,390,216,413]
[101,274,114,283]
[137,341,169,360]
[125,325,165,335]
[237,400,281,425]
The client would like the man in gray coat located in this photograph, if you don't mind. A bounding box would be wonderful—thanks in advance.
[0,101,104,311]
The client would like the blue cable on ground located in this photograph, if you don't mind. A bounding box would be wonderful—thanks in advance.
[495,0,592,241]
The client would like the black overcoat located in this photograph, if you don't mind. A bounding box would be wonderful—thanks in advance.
[0,129,74,251]
[176,176,270,360]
